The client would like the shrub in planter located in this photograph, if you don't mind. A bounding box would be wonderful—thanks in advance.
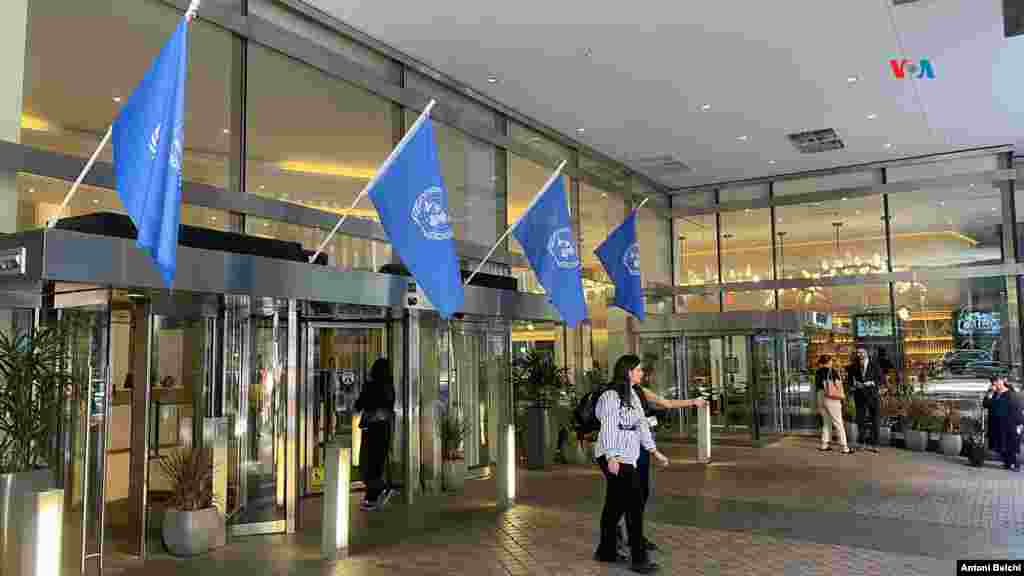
[157,448,222,557]
[842,398,858,446]
[903,397,935,452]
[441,406,468,492]
[512,351,570,470]
[939,403,963,457]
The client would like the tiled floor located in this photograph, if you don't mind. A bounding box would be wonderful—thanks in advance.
[105,435,1024,575]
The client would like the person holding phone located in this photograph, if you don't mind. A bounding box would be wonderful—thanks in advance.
[847,347,883,452]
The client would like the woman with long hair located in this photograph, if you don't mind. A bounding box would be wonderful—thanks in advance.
[816,355,852,454]
[593,354,667,574]
[355,358,396,510]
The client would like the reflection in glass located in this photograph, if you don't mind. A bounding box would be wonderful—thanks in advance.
[719,209,772,284]
[579,182,625,282]
[775,196,887,281]
[675,215,717,286]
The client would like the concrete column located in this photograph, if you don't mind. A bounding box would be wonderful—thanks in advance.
[0,0,28,233]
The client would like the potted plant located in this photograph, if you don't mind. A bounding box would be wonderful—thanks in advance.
[903,397,932,452]
[0,322,72,574]
[440,406,468,492]
[157,447,222,557]
[939,403,963,457]
[878,395,902,447]
[512,351,570,470]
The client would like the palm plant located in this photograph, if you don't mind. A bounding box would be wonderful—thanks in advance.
[0,323,73,474]
[511,350,570,408]
[440,406,468,461]
[156,447,215,511]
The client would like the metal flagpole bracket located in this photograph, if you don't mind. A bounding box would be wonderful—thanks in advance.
[186,0,201,21]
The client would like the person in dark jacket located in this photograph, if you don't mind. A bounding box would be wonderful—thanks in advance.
[846,347,884,452]
[983,376,1022,471]
[355,358,396,509]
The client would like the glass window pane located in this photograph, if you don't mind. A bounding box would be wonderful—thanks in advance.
[894,276,1021,391]
[795,284,891,370]
[888,184,1002,270]
[245,217,390,272]
[509,154,569,292]
[404,113,501,246]
[23,0,234,188]
[676,215,717,286]
[246,44,393,223]
[773,171,876,197]
[580,182,625,282]
[637,195,671,287]
[676,291,720,314]
[723,289,775,312]
[676,190,714,210]
[405,70,499,133]
[17,172,229,232]
[580,154,629,191]
[774,196,887,281]
[719,208,772,284]
[886,155,998,182]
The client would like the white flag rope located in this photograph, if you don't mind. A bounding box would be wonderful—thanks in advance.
[463,159,567,287]
[49,0,201,229]
[309,99,437,264]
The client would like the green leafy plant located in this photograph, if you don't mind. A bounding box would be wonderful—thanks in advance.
[940,402,961,434]
[843,398,856,422]
[582,366,607,395]
[440,406,468,461]
[0,323,74,474]
[511,351,570,408]
[903,396,938,431]
[156,447,215,511]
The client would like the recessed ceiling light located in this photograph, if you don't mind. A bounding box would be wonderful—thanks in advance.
[28,188,34,193]
[487,76,499,84]
[992,207,997,212]
[847,76,859,84]
[866,113,878,120]
[969,183,976,189]
[222,128,230,134]
[842,197,848,201]
[700,104,712,111]
[112,96,121,103]
[939,201,945,207]
[736,135,748,141]
[576,127,585,133]
[768,160,776,165]
[744,208,752,213]
[258,185,265,190]
[92,199,99,204]
[884,143,893,149]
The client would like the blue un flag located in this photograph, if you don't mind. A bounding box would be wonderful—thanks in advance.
[112,18,190,288]
[512,176,587,326]
[368,116,464,318]
[595,211,645,321]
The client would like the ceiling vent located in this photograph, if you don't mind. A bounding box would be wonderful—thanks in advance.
[632,155,693,186]
[787,128,845,154]
[892,0,921,5]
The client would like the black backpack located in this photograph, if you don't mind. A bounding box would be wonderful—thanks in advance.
[573,386,611,435]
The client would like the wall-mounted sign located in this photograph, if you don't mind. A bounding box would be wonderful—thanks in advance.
[957,310,1000,337]
[854,314,893,338]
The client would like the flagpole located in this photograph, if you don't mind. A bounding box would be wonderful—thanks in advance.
[463,159,567,287]
[47,126,113,228]
[309,99,437,264]
[634,197,649,212]
[49,1,201,230]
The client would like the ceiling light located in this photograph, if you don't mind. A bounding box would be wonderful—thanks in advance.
[263,222,269,227]
[847,76,859,84]
[841,197,848,201]
[576,127,585,133]
[866,113,877,120]
[20,114,53,132]
[258,185,265,190]
[278,160,376,180]
[28,188,34,193]
[210,216,217,221]
[113,96,122,103]
[744,208,752,213]
[92,199,99,205]
[768,160,776,165]
[884,143,893,149]
[939,201,945,207]
[736,135,748,142]
[700,104,711,111]
[222,128,230,134]
[487,76,499,84]
[582,48,593,58]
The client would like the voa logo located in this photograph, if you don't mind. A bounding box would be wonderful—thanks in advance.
[890,59,935,79]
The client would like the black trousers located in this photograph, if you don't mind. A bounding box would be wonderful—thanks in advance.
[596,456,648,566]
[619,450,650,546]
[855,390,881,447]
[361,422,391,501]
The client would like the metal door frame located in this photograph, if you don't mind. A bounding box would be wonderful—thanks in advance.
[300,320,391,499]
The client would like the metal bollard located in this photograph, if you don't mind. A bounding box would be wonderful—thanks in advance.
[697,402,712,463]
[322,441,351,561]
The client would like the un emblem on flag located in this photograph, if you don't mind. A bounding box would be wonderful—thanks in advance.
[411,186,454,240]
[624,243,641,276]
[547,227,580,269]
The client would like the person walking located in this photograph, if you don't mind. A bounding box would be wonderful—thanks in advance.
[355,358,396,510]
[816,355,852,454]
[593,355,667,574]
[847,347,883,452]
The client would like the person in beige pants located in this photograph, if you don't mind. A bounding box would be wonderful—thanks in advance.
[816,355,852,454]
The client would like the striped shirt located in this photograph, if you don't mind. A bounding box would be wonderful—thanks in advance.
[593,387,656,466]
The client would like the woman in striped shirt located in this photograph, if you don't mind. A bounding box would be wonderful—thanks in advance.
[593,355,668,574]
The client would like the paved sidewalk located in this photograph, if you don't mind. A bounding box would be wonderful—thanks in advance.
[105,435,1023,575]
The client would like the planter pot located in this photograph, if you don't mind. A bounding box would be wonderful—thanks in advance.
[526,405,549,470]
[442,459,467,492]
[905,430,928,452]
[844,422,858,447]
[940,434,963,457]
[162,507,222,557]
[1,469,55,576]
[566,440,589,465]
[878,426,891,447]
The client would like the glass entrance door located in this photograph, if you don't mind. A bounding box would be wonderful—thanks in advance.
[302,323,389,496]
[751,334,783,438]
